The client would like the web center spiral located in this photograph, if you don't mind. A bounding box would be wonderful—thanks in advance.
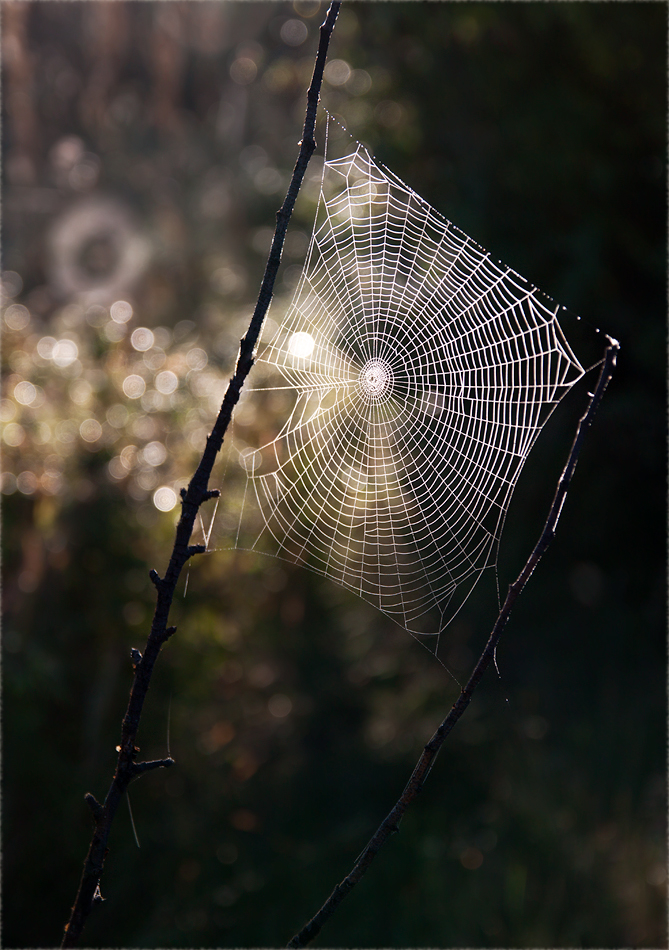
[359,358,394,401]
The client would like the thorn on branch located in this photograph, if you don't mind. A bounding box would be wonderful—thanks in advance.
[84,793,104,822]
[158,625,177,645]
[130,648,142,669]
[187,544,206,558]
[180,487,187,499]
[149,568,162,589]
[204,489,220,500]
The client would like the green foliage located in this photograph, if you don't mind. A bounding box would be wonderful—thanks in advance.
[3,3,665,947]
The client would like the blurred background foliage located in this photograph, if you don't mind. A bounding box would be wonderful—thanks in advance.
[2,2,665,947]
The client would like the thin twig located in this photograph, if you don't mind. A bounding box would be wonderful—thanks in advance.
[60,5,341,946]
[287,337,620,949]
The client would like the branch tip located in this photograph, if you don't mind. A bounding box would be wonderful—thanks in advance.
[187,544,206,557]
[605,334,620,351]
[130,648,142,669]
[149,568,161,588]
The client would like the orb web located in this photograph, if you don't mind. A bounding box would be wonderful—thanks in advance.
[227,137,585,648]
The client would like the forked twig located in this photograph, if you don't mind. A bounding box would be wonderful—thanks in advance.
[61,4,341,946]
[287,337,619,949]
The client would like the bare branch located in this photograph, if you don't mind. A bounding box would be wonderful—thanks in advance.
[60,5,341,946]
[287,338,620,949]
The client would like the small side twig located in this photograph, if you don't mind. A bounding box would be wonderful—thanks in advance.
[60,5,341,947]
[131,757,175,777]
[287,337,619,949]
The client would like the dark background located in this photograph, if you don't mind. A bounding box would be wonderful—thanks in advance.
[2,2,665,947]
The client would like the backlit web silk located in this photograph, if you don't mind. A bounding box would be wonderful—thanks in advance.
[228,139,584,646]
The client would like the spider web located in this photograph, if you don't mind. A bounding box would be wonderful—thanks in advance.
[222,135,585,649]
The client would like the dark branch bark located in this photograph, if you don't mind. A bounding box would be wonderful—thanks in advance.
[287,338,619,949]
[60,5,341,946]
